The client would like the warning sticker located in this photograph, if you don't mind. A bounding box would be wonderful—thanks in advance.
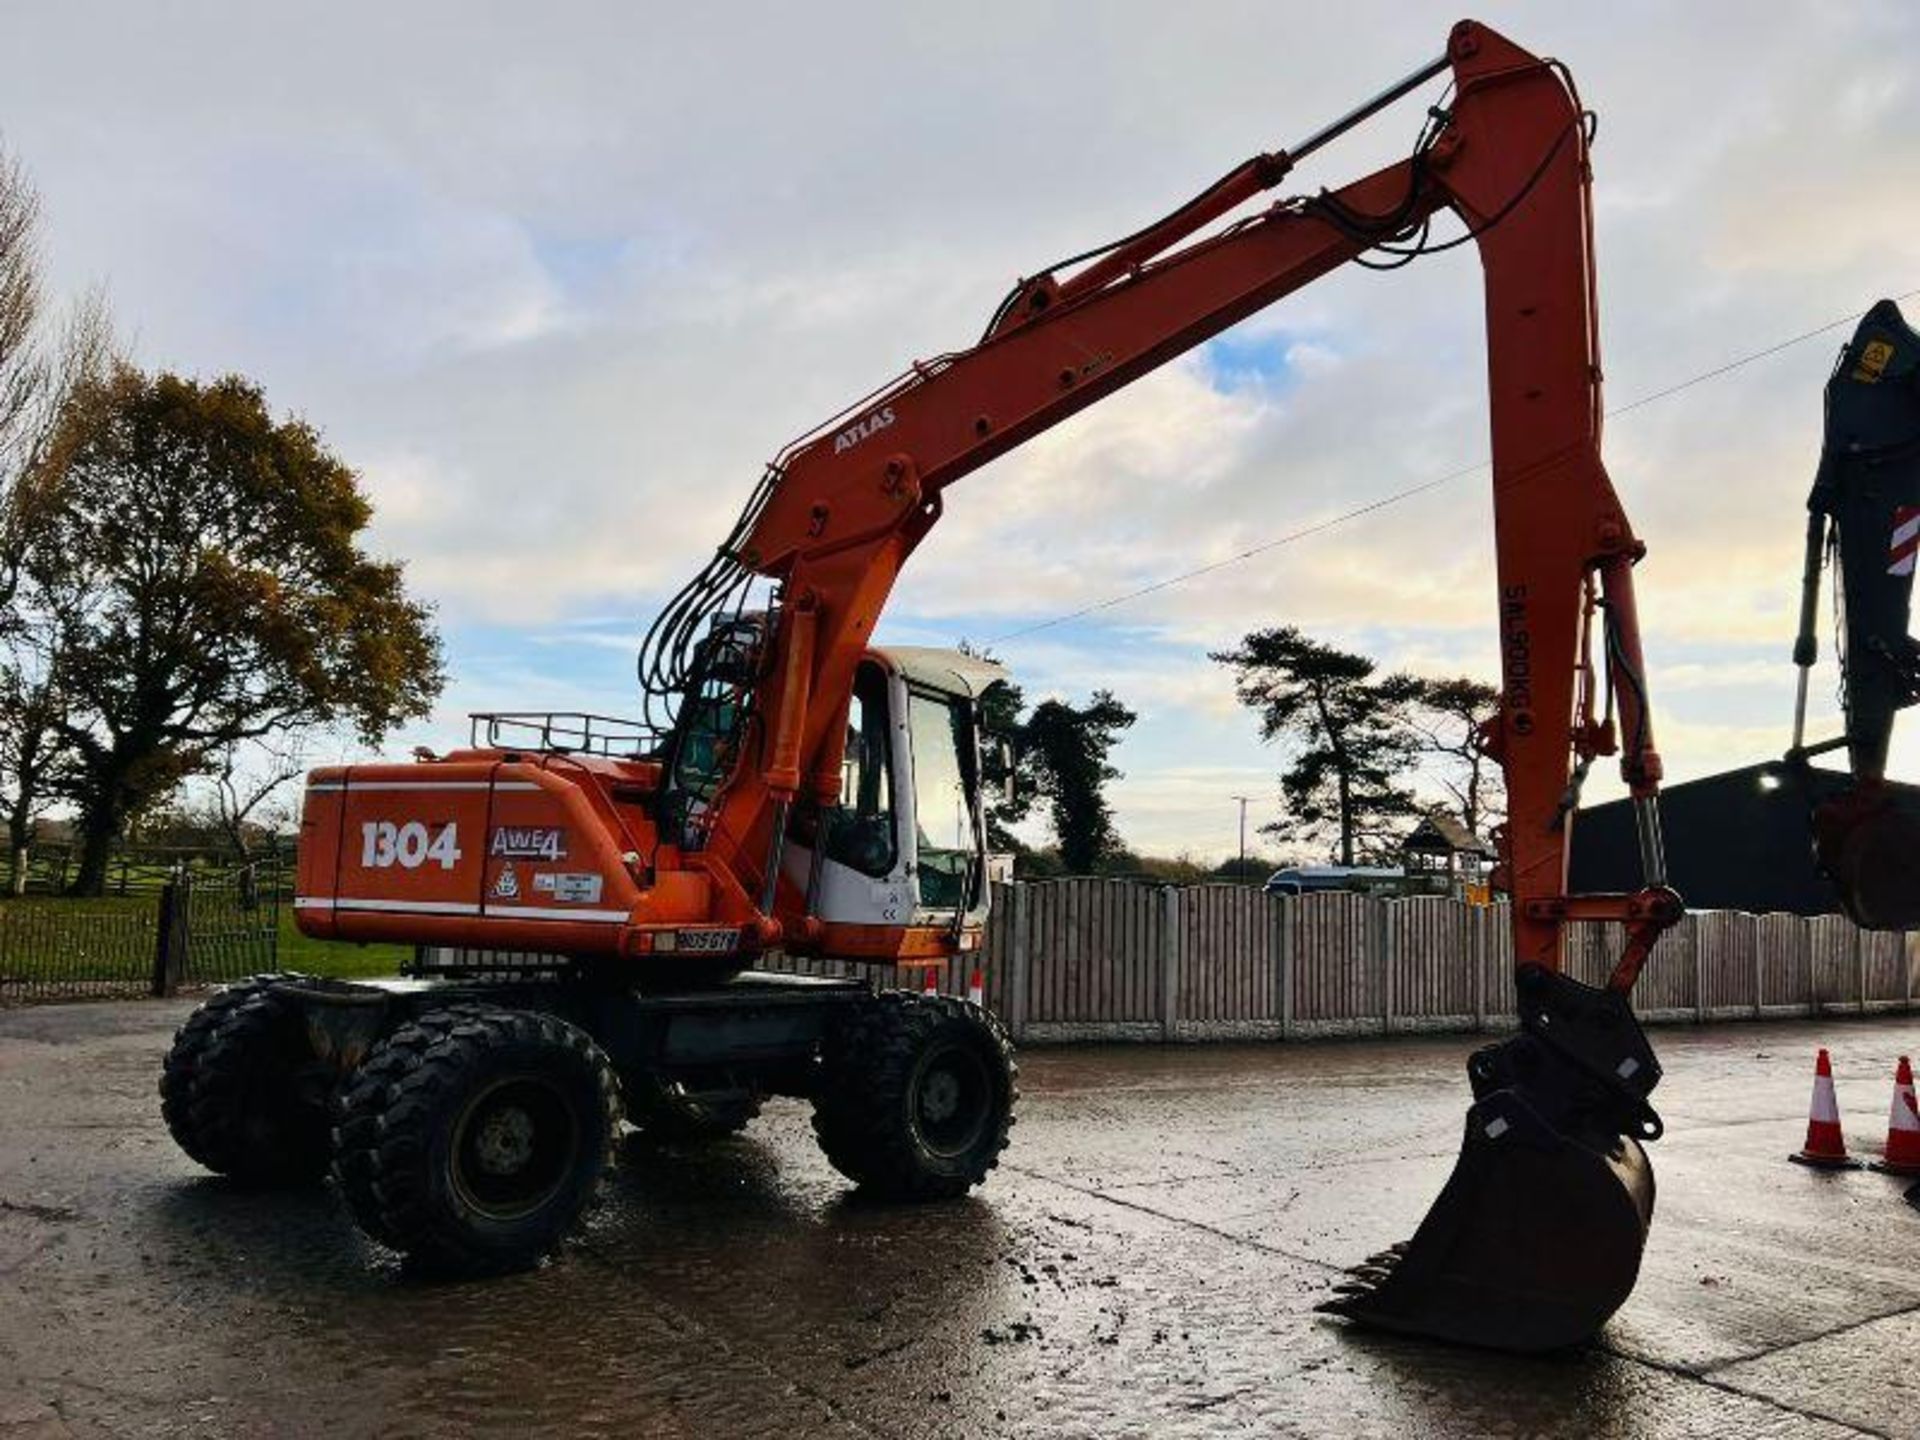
[1852,337,1896,384]
[533,872,604,904]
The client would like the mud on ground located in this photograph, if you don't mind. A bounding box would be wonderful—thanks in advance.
[2,1001,1917,1437]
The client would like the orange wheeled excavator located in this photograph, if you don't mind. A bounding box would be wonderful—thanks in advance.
[164,20,1684,1349]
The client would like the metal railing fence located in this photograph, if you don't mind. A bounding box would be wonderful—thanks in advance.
[0,854,280,1004]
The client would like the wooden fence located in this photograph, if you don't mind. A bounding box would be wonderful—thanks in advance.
[763,879,1920,1043]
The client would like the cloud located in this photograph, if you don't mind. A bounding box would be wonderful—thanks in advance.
[9,0,1918,857]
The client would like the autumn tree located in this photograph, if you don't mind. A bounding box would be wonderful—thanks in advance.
[1213,626,1420,866]
[18,367,445,893]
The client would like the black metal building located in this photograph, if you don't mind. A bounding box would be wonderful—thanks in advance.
[1568,762,1920,916]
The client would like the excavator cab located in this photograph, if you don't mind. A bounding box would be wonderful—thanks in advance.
[655,623,1002,939]
[1789,299,1920,929]
[781,646,1004,935]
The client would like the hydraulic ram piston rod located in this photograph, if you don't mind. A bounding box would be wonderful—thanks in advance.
[1285,53,1450,165]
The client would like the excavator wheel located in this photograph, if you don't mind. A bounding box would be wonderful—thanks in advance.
[812,991,1016,1201]
[331,1003,621,1276]
[160,974,334,1188]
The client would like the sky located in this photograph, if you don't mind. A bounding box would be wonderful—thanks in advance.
[6,0,1918,861]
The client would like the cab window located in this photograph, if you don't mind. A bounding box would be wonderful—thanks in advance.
[908,689,974,908]
[823,663,896,877]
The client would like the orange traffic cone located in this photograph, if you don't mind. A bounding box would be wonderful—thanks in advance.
[1791,1049,1863,1169]
[966,968,985,1006]
[921,969,939,997]
[1869,1056,1920,1176]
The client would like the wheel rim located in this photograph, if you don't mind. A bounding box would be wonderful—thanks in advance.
[449,1075,581,1220]
[909,1041,993,1159]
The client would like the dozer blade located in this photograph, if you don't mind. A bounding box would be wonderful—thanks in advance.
[1321,968,1664,1353]
[1814,780,1920,931]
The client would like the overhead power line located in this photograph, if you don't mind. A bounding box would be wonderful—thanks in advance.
[986,288,1920,645]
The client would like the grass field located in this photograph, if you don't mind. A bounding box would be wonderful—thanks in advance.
[0,893,409,985]
[274,912,410,979]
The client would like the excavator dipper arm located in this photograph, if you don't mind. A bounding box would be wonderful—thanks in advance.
[689,21,1677,975]
[652,18,1681,1350]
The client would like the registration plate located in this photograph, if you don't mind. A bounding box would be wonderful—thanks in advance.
[670,928,739,954]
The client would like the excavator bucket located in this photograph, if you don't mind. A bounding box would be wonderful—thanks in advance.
[1322,968,1663,1352]
[1814,779,1920,931]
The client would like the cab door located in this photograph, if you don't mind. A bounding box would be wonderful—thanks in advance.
[781,659,988,933]
[900,684,988,925]
[782,660,915,928]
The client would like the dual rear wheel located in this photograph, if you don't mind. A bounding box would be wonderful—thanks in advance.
[330,1006,623,1274]
[160,984,1016,1275]
[160,974,334,1188]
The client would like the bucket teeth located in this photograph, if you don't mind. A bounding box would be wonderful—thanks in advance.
[1315,1241,1411,1312]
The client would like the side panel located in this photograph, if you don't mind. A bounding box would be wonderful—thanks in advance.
[483,781,633,925]
[335,775,492,916]
[295,769,348,938]
[294,759,713,956]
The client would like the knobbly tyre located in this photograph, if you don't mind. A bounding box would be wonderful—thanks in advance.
[161,647,1019,1277]
[164,20,1705,1348]
[161,969,1016,1277]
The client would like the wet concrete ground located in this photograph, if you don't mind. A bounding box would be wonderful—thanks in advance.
[2,1001,1918,1438]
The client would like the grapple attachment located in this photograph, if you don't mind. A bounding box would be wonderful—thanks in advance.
[1321,967,1662,1352]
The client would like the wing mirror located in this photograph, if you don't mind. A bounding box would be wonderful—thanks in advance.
[985,736,1016,806]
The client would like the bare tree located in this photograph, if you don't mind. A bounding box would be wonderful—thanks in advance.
[0,148,42,485]
[211,734,313,859]
[0,148,109,582]
[1384,674,1505,839]
[0,143,112,889]
[0,623,74,893]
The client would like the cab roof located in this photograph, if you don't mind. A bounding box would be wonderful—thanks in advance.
[871,646,1010,699]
